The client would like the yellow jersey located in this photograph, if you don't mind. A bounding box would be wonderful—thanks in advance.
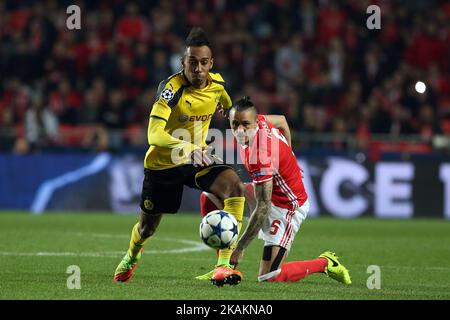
[145,71,232,170]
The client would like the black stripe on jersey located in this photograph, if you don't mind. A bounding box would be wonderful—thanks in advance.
[150,115,168,122]
[154,72,183,103]
[168,71,182,81]
[155,79,169,102]
[212,79,228,93]
[168,84,189,108]
[212,79,226,87]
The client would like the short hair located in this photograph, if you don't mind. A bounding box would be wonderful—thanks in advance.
[232,96,256,113]
[185,27,211,48]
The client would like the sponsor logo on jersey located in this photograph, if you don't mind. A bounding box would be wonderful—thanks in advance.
[178,114,189,122]
[178,114,213,122]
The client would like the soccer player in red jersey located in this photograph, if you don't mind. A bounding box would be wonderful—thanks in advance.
[200,96,352,283]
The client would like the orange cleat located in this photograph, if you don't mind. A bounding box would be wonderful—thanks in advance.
[211,265,243,286]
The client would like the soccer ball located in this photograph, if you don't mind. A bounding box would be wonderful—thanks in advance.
[199,210,239,249]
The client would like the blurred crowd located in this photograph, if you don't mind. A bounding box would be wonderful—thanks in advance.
[0,0,449,154]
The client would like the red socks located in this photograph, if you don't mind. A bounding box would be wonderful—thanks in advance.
[200,192,220,217]
[269,258,328,282]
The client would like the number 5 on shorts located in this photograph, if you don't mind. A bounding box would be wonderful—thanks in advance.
[270,220,281,235]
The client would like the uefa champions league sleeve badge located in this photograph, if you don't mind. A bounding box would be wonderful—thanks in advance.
[161,88,174,101]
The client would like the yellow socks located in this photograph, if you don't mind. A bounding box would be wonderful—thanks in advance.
[217,196,245,266]
[129,223,149,258]
[128,198,245,264]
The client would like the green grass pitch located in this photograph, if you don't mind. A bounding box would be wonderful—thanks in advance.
[0,212,449,300]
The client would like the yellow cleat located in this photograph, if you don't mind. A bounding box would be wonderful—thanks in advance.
[194,268,215,281]
[319,251,352,285]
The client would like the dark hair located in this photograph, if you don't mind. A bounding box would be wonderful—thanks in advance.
[185,27,211,48]
[232,96,256,112]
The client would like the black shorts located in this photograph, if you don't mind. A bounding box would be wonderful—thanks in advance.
[140,163,233,215]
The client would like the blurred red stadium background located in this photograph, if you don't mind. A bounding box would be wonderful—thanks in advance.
[0,0,449,158]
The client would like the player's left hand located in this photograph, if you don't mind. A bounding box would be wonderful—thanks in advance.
[217,103,230,119]
[230,247,244,267]
[190,148,213,167]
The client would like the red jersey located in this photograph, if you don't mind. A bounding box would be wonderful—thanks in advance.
[238,115,308,210]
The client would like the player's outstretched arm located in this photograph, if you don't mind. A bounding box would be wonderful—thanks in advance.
[230,180,273,266]
[265,115,292,147]
[148,116,212,167]
[148,116,197,151]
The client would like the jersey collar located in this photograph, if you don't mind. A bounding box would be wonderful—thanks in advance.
[181,70,211,89]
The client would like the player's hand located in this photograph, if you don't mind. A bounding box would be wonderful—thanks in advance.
[190,148,213,167]
[230,247,244,268]
[217,103,230,119]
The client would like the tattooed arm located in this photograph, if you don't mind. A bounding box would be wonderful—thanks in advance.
[230,179,273,266]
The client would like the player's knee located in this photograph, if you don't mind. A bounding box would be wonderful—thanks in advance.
[210,169,245,200]
[226,180,245,198]
[219,180,244,199]
[139,225,155,238]
[138,221,158,239]
[235,181,246,197]
[138,211,162,238]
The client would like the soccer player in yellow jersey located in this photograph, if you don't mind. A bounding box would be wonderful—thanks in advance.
[114,27,246,286]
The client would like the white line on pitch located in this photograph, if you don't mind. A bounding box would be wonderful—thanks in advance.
[0,236,211,257]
